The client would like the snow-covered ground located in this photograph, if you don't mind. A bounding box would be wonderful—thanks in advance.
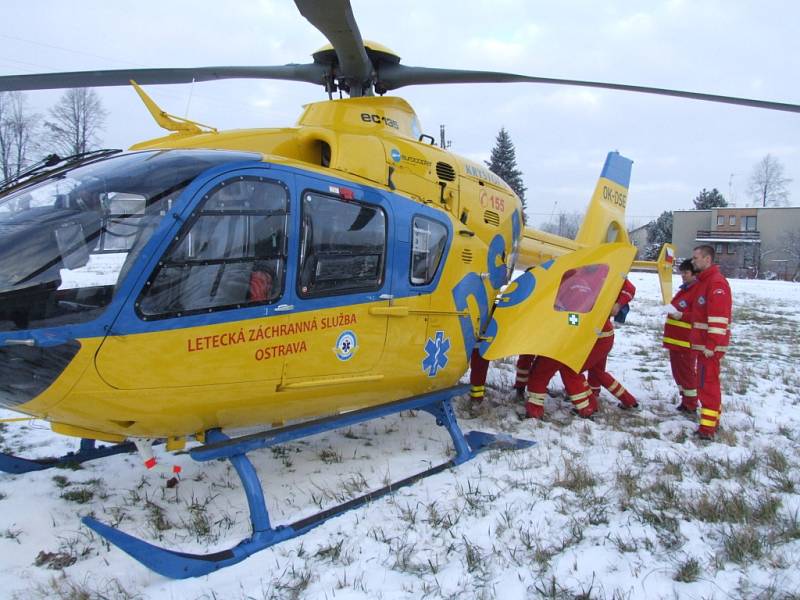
[1,272,799,599]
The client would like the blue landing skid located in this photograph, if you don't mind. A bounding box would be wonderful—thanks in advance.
[83,385,535,579]
[0,438,140,474]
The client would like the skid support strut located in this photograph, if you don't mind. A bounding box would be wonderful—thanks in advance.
[0,438,141,474]
[83,385,534,579]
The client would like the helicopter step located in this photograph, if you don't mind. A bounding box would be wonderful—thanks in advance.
[83,384,534,579]
[0,437,145,474]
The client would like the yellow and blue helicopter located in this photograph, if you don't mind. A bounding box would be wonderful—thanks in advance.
[0,0,796,579]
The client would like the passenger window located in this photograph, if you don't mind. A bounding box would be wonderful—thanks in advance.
[553,264,609,313]
[411,216,447,285]
[298,192,385,297]
[138,177,289,317]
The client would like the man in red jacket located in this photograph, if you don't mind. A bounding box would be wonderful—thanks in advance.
[663,259,700,412]
[690,245,733,440]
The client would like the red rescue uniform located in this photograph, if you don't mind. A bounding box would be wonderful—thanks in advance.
[514,354,536,390]
[690,264,732,436]
[585,278,638,408]
[526,356,595,419]
[469,348,490,402]
[525,277,635,418]
[663,279,700,410]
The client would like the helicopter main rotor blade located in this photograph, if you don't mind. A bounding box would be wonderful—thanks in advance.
[378,65,800,114]
[0,64,327,92]
[294,0,372,96]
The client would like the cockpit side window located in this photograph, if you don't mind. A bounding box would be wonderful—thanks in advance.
[0,149,255,332]
[298,192,386,298]
[138,177,289,318]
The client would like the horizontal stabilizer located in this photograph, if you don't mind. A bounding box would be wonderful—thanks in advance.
[632,243,676,303]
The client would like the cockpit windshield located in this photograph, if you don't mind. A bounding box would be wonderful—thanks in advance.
[0,149,259,332]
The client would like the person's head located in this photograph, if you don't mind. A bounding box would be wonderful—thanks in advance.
[679,258,697,284]
[691,245,715,272]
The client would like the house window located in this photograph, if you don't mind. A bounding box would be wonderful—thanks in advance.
[729,215,736,226]
[716,216,724,226]
[727,243,736,254]
[715,243,723,254]
[745,216,757,231]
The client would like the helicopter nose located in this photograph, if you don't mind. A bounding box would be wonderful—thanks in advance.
[0,340,81,410]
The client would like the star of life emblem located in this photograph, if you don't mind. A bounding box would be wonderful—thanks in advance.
[422,330,450,377]
[334,330,358,361]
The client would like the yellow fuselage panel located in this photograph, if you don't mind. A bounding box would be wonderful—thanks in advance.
[17,295,468,439]
[130,97,521,242]
[94,304,386,389]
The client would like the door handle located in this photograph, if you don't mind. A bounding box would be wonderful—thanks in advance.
[273,304,294,312]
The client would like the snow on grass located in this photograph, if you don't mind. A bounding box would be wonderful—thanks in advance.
[1,272,799,599]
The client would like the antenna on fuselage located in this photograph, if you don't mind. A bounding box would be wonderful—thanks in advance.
[439,124,452,149]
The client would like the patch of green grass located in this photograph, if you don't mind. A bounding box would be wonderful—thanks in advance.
[318,447,343,464]
[721,525,764,564]
[659,458,684,479]
[60,488,93,504]
[51,475,69,489]
[673,556,701,583]
[552,462,597,494]
[690,490,781,525]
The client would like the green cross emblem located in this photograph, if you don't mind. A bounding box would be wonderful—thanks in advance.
[568,313,579,326]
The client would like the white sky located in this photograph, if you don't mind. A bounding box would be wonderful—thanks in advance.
[2,0,799,228]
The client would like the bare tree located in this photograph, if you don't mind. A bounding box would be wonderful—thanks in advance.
[539,212,581,239]
[45,88,108,156]
[0,91,38,180]
[781,230,800,281]
[0,93,12,179]
[747,154,792,207]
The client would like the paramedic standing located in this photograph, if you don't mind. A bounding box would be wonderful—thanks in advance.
[663,259,700,412]
[690,245,732,440]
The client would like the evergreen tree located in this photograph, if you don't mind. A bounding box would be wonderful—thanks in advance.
[693,188,727,209]
[485,128,527,219]
[642,210,673,260]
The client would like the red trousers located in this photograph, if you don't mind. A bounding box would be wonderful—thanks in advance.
[583,335,637,408]
[697,351,723,434]
[469,349,489,401]
[514,354,536,389]
[527,356,594,417]
[669,349,698,409]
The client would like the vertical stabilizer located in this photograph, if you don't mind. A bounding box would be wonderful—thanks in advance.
[574,152,633,247]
